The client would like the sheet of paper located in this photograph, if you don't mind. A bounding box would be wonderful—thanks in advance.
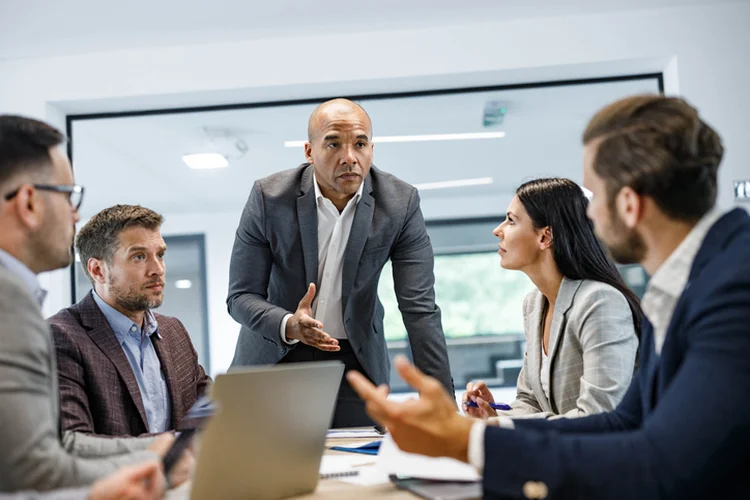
[319,455,375,475]
[339,466,391,486]
[326,429,383,439]
[375,434,481,482]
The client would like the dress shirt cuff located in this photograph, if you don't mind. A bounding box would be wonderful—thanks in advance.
[280,314,298,345]
[496,416,515,429]
[468,421,486,473]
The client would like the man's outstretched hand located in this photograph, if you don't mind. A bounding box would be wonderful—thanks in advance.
[285,283,340,351]
[346,355,473,462]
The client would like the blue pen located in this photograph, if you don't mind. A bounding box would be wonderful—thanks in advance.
[464,401,511,411]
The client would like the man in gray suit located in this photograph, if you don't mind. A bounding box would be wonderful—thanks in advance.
[0,115,190,494]
[228,98,453,426]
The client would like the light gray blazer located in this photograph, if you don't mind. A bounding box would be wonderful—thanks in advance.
[498,278,638,420]
[0,489,88,500]
[227,164,453,392]
[0,264,154,493]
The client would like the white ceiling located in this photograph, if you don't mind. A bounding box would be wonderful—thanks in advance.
[70,77,660,220]
[0,0,724,61]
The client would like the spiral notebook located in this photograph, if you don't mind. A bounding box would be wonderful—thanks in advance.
[319,455,375,479]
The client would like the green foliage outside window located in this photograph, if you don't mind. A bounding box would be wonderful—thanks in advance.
[378,252,536,341]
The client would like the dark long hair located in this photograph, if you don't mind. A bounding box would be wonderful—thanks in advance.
[516,177,643,337]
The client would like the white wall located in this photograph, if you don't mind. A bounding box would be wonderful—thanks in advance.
[3,1,748,370]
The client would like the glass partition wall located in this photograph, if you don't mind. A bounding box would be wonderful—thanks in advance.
[68,74,661,389]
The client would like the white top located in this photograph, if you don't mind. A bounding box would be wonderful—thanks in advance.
[540,343,550,401]
[280,172,365,343]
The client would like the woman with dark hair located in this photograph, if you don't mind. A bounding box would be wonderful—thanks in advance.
[463,177,642,420]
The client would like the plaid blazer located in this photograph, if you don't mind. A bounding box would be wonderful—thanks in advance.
[498,278,638,420]
[48,292,211,437]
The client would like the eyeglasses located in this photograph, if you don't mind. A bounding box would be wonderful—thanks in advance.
[3,184,85,211]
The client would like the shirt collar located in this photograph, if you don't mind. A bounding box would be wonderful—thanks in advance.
[647,207,725,300]
[312,171,364,206]
[92,291,160,342]
[0,249,47,307]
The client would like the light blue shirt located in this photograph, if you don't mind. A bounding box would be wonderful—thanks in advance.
[92,291,171,433]
[0,249,47,307]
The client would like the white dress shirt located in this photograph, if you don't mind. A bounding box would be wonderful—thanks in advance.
[467,208,726,473]
[280,173,365,343]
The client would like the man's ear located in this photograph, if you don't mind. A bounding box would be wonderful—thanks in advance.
[10,184,45,230]
[616,186,643,229]
[303,142,314,164]
[539,227,553,251]
[87,258,108,286]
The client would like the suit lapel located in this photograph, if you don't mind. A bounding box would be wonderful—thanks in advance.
[297,165,319,288]
[342,174,374,314]
[151,319,182,429]
[525,292,550,412]
[81,293,149,430]
[545,278,582,412]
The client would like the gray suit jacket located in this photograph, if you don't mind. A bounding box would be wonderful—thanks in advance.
[0,264,154,493]
[0,489,88,500]
[498,278,638,420]
[227,164,453,392]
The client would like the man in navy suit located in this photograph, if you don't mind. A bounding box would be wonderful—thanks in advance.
[347,94,750,499]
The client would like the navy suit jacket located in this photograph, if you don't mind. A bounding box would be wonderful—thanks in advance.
[482,208,750,499]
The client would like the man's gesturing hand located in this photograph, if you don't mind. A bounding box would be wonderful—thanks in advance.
[285,283,340,351]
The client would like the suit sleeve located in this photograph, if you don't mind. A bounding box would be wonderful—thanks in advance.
[0,277,154,491]
[0,489,89,500]
[48,322,96,435]
[482,275,750,499]
[390,188,454,395]
[226,181,290,346]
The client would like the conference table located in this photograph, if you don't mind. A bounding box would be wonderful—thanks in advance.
[297,433,411,499]
[168,431,430,499]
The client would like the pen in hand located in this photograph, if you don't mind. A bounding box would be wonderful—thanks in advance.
[463,401,511,411]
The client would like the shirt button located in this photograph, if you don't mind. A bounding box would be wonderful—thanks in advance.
[130,326,137,332]
[523,481,548,499]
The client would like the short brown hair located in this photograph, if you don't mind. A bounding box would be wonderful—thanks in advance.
[583,95,723,222]
[0,115,65,188]
[76,205,164,284]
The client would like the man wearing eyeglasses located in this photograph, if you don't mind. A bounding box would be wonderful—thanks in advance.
[0,115,192,495]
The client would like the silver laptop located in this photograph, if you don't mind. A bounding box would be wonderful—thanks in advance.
[190,361,344,500]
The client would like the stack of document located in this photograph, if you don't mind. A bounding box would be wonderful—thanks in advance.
[375,434,481,481]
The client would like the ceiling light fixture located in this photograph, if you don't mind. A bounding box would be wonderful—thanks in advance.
[283,131,505,147]
[414,177,494,191]
[175,279,193,289]
[182,153,229,170]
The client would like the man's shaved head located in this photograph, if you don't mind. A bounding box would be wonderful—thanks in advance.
[307,98,372,142]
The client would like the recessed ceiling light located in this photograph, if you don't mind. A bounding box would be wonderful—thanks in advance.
[283,131,505,147]
[414,177,494,191]
[182,153,229,169]
[175,279,193,289]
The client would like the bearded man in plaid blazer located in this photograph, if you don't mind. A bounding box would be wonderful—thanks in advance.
[48,205,211,438]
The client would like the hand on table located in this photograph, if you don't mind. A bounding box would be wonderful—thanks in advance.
[88,461,165,500]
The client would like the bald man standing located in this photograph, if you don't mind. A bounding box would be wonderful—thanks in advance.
[227,98,453,426]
